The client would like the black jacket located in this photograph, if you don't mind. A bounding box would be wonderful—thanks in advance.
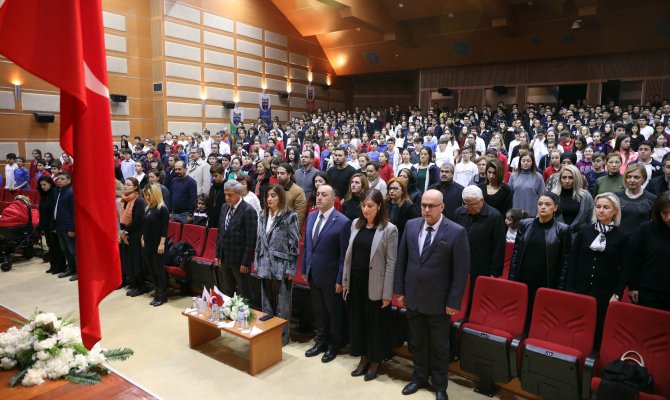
[452,204,506,277]
[646,175,669,196]
[386,200,419,241]
[509,218,571,290]
[427,181,464,221]
[568,224,628,296]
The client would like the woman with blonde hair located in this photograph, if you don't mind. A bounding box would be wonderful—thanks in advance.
[141,183,169,306]
[568,193,626,347]
[551,164,594,235]
[614,164,656,236]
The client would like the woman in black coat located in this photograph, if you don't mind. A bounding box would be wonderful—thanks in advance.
[385,177,419,241]
[37,176,65,274]
[342,173,368,220]
[119,177,146,297]
[509,192,571,323]
[141,183,169,306]
[627,192,670,312]
[568,193,627,347]
[479,158,513,218]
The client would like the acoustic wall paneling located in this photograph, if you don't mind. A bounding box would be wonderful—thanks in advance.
[415,50,670,111]
[0,3,155,162]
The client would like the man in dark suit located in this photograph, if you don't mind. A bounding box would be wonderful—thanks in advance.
[394,189,470,400]
[302,185,350,363]
[54,171,78,281]
[452,185,505,304]
[215,180,258,301]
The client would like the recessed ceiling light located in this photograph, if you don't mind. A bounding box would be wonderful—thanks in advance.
[448,12,454,18]
[356,27,361,31]
[395,53,399,57]
[398,2,404,7]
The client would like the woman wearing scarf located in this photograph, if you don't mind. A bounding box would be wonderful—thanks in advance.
[119,177,146,297]
[37,176,65,275]
[568,193,627,348]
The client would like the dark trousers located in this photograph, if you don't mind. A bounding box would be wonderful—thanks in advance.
[144,248,165,297]
[407,309,451,392]
[57,231,76,273]
[639,289,670,312]
[44,229,65,272]
[309,274,345,351]
[221,264,252,301]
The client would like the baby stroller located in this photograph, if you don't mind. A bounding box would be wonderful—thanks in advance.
[0,198,40,271]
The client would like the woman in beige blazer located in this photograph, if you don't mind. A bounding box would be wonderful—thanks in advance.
[342,189,398,382]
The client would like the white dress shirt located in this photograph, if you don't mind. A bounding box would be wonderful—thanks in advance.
[417,216,443,256]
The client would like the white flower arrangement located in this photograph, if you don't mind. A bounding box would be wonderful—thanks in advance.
[220,293,254,322]
[0,310,133,387]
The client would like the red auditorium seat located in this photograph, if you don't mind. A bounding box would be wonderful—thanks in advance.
[449,277,470,361]
[502,241,513,280]
[164,224,206,294]
[459,276,528,396]
[167,221,182,243]
[292,239,308,288]
[516,288,597,400]
[585,302,670,400]
[189,228,218,290]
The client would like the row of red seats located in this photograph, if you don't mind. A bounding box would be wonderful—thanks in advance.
[0,188,40,211]
[448,276,670,400]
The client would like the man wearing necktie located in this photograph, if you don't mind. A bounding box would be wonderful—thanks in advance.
[394,189,470,400]
[215,180,258,300]
[302,185,351,363]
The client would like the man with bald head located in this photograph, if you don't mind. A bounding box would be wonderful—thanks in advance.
[395,189,470,400]
[302,184,351,363]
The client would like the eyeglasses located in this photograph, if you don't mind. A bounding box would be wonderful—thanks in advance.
[388,186,401,191]
[420,203,441,209]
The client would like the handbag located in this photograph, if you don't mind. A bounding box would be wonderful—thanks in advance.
[596,350,654,400]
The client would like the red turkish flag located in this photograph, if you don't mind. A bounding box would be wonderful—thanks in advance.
[0,0,121,349]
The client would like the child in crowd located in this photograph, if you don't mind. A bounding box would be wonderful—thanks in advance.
[577,146,594,175]
[453,146,478,187]
[192,195,208,226]
[651,133,670,163]
[13,156,30,190]
[505,208,528,243]
[585,152,607,195]
[5,153,18,189]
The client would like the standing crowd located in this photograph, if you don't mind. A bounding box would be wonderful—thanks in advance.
[12,97,670,400]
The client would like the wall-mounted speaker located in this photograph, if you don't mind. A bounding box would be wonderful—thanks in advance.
[110,94,127,103]
[153,82,163,93]
[437,88,452,96]
[493,86,508,95]
[321,84,330,91]
[34,112,55,123]
[279,91,290,99]
[223,101,236,109]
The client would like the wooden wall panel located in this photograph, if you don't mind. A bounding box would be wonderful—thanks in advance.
[0,1,154,162]
[411,50,670,111]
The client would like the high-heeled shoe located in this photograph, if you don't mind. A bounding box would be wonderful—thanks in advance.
[364,362,380,381]
[351,362,369,377]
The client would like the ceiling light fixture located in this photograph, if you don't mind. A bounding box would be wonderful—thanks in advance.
[571,19,582,30]
[398,2,404,7]
[448,13,454,18]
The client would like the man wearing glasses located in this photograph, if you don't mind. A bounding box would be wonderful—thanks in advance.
[394,189,470,400]
[452,185,505,303]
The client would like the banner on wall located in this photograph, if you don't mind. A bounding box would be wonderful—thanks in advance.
[306,85,316,113]
[259,93,271,125]
[230,108,243,134]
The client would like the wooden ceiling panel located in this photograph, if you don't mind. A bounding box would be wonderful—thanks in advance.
[271,0,670,76]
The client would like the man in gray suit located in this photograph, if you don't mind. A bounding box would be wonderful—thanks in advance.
[394,189,470,400]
